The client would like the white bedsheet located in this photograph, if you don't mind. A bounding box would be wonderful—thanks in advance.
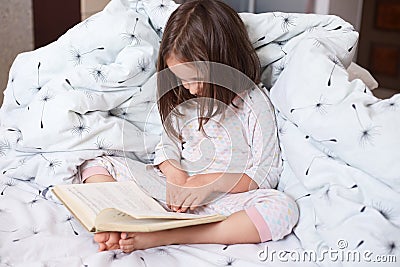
[0,172,309,266]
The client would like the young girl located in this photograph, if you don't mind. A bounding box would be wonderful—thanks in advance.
[81,0,299,253]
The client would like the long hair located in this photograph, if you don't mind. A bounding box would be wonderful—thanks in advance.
[157,0,261,140]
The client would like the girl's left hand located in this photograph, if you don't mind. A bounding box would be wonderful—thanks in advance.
[169,174,223,213]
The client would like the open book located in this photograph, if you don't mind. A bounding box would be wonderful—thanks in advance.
[52,181,226,233]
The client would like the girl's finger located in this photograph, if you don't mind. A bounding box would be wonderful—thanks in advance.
[173,193,191,212]
[190,196,202,210]
[98,242,107,252]
[120,244,135,253]
[181,195,197,212]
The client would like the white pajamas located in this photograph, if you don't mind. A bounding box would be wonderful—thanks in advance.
[79,86,299,241]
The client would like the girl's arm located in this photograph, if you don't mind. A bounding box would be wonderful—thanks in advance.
[185,172,258,193]
[243,88,282,189]
[158,159,189,184]
[172,172,257,212]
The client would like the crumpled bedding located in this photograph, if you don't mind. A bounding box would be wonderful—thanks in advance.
[1,0,399,266]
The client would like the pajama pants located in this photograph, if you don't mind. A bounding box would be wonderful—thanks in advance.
[78,156,299,242]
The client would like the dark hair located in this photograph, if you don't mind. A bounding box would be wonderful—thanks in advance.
[157,0,260,140]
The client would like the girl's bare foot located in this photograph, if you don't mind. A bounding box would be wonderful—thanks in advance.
[118,211,262,253]
[119,231,174,252]
[94,232,121,251]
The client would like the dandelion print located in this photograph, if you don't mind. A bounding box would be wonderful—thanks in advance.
[65,78,73,89]
[70,46,104,66]
[122,18,141,45]
[305,135,337,143]
[351,104,380,147]
[217,256,236,266]
[328,55,341,86]
[8,128,23,144]
[40,185,54,199]
[10,77,20,105]
[64,215,79,235]
[273,13,296,32]
[348,38,358,53]
[312,37,324,48]
[305,155,327,176]
[109,108,128,118]
[253,36,270,50]
[272,40,288,55]
[295,193,311,202]
[274,61,285,76]
[90,65,108,83]
[118,58,151,83]
[290,96,332,115]
[135,0,142,12]
[318,185,332,203]
[355,240,364,249]
[155,26,163,37]
[306,25,318,32]
[0,138,10,156]
[12,226,40,242]
[36,62,42,91]
[254,36,266,44]
[2,159,26,175]
[327,25,342,31]
[0,228,17,233]
[27,196,40,207]
[138,57,151,73]
[383,240,397,255]
[94,136,112,150]
[381,99,399,112]
[152,0,173,15]
[40,154,62,173]
[1,178,17,195]
[140,257,148,267]
[71,113,91,137]
[371,201,394,221]
[65,79,94,99]
[107,250,125,262]
[39,90,54,129]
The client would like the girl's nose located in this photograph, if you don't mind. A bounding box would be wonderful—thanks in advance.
[182,81,190,89]
[182,81,195,90]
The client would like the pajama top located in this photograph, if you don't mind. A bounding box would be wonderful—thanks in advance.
[153,86,282,189]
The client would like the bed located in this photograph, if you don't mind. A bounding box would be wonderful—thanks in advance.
[0,0,399,266]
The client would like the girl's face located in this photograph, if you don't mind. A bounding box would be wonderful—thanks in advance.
[166,56,203,96]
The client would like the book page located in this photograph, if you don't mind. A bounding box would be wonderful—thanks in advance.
[55,181,166,216]
[53,180,225,232]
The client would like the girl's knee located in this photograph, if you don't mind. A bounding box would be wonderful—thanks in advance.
[253,191,299,241]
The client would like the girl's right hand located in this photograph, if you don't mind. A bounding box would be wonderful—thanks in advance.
[166,172,189,212]
[158,160,189,211]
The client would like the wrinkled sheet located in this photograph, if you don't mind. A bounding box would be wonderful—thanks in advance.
[1,0,399,266]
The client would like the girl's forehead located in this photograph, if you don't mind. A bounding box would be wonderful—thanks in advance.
[166,56,200,79]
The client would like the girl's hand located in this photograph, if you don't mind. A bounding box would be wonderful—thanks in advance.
[168,174,222,213]
[166,172,189,211]
[158,160,190,211]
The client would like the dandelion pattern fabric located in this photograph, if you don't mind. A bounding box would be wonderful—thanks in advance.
[0,0,399,266]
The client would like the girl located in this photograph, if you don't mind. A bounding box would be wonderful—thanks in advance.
[83,0,299,253]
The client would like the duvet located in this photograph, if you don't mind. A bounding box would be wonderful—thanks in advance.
[0,0,399,266]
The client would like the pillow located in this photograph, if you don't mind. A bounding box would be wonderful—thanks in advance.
[346,62,379,90]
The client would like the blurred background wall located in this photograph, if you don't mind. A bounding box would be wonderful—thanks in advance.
[0,0,34,106]
[0,0,109,105]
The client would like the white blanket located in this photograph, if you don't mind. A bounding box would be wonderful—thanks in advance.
[0,0,172,187]
[246,10,400,267]
[1,0,399,266]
